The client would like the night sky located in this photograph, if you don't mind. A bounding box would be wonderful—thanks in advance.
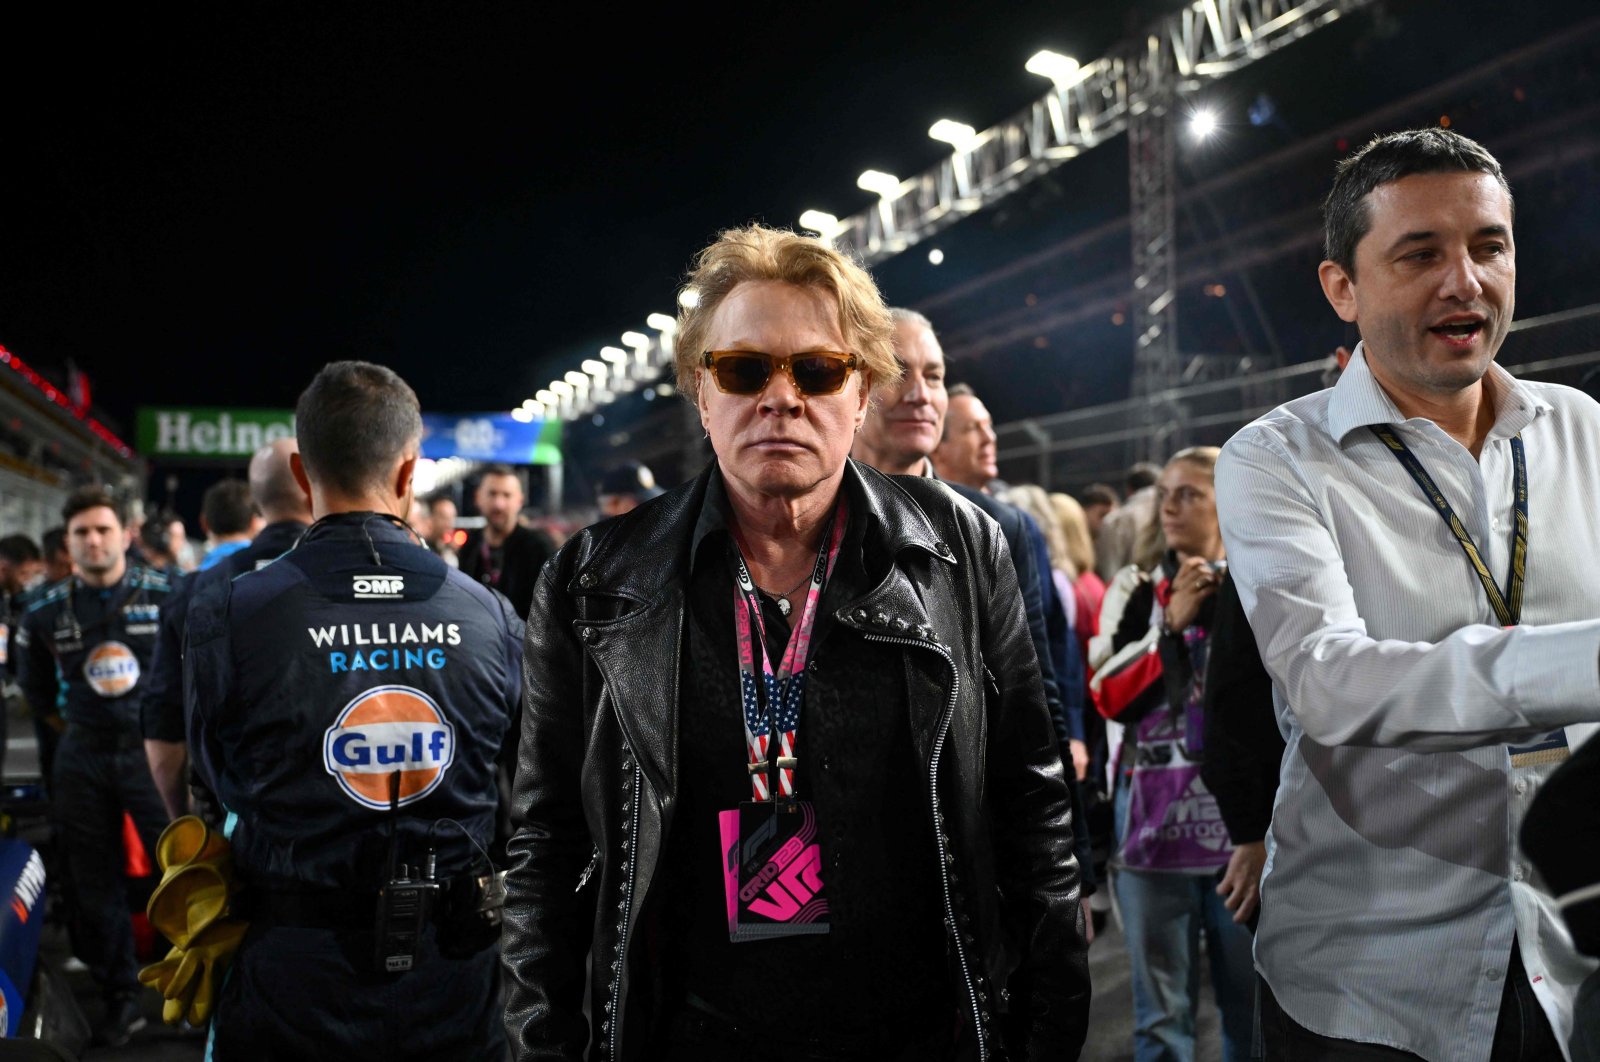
[2,1,1153,429]
[4,0,1597,485]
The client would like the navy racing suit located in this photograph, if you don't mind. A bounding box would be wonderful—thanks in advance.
[15,564,175,1002]
[185,512,522,1059]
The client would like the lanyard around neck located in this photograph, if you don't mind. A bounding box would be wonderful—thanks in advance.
[728,495,848,802]
[1370,425,1528,626]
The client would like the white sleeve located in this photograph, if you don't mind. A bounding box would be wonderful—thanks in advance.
[1215,431,1600,750]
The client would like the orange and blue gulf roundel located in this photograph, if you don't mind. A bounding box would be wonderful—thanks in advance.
[322,684,456,810]
[83,641,141,699]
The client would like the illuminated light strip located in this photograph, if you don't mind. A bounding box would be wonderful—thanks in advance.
[0,344,134,458]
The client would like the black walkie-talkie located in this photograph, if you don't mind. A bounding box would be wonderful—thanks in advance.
[374,771,439,973]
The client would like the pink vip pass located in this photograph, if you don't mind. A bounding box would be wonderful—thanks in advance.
[719,800,830,942]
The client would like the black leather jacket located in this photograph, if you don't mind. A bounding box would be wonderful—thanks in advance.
[502,460,1089,1061]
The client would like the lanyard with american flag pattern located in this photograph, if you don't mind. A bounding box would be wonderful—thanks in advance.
[729,495,848,802]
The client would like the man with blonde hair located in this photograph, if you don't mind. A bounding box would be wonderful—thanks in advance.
[503,225,1088,1060]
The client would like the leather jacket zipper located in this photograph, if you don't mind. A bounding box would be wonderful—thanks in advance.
[861,631,987,1062]
[607,758,643,1062]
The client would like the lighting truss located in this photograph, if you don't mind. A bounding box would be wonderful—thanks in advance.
[830,0,1374,265]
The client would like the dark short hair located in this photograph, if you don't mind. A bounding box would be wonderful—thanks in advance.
[0,534,40,566]
[426,494,455,513]
[1081,483,1119,509]
[295,361,423,496]
[479,463,518,482]
[138,518,173,559]
[41,528,66,558]
[62,486,124,528]
[202,479,256,536]
[1126,463,1161,493]
[1324,128,1512,276]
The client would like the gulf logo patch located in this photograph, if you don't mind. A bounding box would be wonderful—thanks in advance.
[322,685,455,810]
[83,641,141,698]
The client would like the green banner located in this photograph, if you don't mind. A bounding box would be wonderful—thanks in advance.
[136,407,295,458]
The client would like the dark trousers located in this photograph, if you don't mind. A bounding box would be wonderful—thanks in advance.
[210,922,504,1061]
[51,726,169,997]
[1260,945,1563,1061]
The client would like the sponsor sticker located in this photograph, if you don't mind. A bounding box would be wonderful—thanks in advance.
[83,641,141,698]
[322,685,454,810]
[352,574,405,600]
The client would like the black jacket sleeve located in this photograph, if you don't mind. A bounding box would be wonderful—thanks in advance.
[1199,573,1284,845]
[975,520,1090,1060]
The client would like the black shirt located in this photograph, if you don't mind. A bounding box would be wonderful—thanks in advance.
[459,524,553,621]
[650,473,950,1047]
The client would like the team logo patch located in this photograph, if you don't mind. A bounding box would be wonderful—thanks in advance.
[83,641,141,698]
[352,574,404,599]
[322,685,455,810]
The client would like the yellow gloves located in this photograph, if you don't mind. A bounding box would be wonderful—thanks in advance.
[138,816,248,1026]
[139,921,248,1026]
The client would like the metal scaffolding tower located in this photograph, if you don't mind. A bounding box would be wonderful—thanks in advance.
[1128,30,1181,460]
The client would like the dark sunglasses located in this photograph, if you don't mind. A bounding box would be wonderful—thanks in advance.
[701,350,860,397]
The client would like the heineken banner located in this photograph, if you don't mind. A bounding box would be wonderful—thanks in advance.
[137,407,295,458]
[137,407,561,465]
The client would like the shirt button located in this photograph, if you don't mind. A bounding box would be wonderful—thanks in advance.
[1486,967,1503,981]
[1512,863,1527,883]
[1514,777,1528,796]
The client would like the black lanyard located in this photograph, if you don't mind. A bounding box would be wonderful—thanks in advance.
[1370,425,1528,626]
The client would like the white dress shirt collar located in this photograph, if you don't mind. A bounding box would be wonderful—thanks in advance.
[1327,341,1553,446]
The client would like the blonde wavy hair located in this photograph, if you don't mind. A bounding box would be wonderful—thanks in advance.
[674,225,900,401]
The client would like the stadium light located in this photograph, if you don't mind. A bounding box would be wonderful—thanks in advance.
[535,389,556,405]
[581,359,608,381]
[548,380,573,397]
[678,288,701,309]
[856,170,901,198]
[564,371,590,390]
[799,210,842,237]
[928,119,977,151]
[1190,107,1219,140]
[646,312,677,333]
[1025,49,1082,86]
[928,248,945,266]
[601,345,630,365]
[619,333,649,351]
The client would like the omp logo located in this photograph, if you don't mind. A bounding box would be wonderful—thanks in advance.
[323,685,454,810]
[83,641,141,698]
[352,574,404,599]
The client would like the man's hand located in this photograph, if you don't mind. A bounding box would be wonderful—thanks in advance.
[1068,738,1089,782]
[1164,556,1222,632]
[1215,840,1266,924]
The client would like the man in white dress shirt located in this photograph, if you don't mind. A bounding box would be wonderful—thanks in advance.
[1216,128,1600,1061]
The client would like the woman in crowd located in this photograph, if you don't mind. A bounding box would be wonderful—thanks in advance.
[1088,446,1255,1062]
[502,224,1089,1061]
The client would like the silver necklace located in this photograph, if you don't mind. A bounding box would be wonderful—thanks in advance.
[756,573,811,617]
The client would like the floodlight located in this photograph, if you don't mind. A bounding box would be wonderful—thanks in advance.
[928,120,977,151]
[548,380,573,397]
[799,210,840,235]
[601,346,630,364]
[511,407,534,423]
[1025,50,1081,85]
[1190,108,1219,140]
[536,389,556,405]
[928,248,945,266]
[678,288,701,309]
[581,359,608,378]
[647,313,677,333]
[856,170,901,198]
[619,333,649,350]
[564,371,590,389]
